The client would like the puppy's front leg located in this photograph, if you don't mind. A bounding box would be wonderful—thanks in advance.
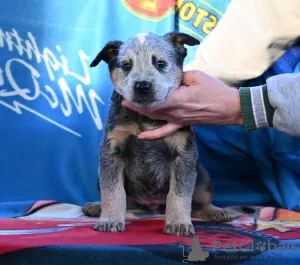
[164,159,197,236]
[94,147,126,232]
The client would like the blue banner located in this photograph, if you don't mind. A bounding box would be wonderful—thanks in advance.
[0,0,231,205]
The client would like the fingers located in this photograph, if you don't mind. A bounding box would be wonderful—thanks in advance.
[182,70,203,85]
[122,99,183,139]
[182,70,216,87]
[138,123,183,140]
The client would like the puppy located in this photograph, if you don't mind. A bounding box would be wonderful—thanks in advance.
[83,31,232,236]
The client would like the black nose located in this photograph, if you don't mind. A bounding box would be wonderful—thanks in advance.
[135,81,152,94]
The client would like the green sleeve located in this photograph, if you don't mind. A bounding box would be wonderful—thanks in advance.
[239,85,275,132]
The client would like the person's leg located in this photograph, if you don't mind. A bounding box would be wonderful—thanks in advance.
[194,125,277,208]
[260,129,300,211]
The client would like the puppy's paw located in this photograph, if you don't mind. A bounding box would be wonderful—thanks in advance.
[208,208,233,223]
[164,222,195,236]
[82,202,101,217]
[94,218,125,232]
[197,205,233,223]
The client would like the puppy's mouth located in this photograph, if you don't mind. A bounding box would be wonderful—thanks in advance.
[122,87,174,108]
[137,88,173,107]
[138,87,174,106]
[132,98,165,108]
[134,98,156,105]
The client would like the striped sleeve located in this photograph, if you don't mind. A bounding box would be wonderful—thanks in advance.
[239,85,275,132]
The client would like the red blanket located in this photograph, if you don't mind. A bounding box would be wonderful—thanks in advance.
[0,201,300,264]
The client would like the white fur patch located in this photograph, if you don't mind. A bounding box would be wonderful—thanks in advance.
[136,33,148,43]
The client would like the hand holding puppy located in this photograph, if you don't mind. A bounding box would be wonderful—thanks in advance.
[122,70,243,140]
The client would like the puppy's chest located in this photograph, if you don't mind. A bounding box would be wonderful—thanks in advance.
[123,137,173,195]
[107,122,190,197]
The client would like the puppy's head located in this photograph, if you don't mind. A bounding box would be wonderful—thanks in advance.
[90,32,199,107]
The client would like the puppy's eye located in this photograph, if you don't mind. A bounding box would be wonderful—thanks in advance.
[121,62,131,72]
[157,60,167,70]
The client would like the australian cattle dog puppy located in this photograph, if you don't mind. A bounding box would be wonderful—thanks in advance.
[83,31,232,235]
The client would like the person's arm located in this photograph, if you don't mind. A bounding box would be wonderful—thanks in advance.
[240,73,300,137]
[185,0,300,86]
[122,72,300,140]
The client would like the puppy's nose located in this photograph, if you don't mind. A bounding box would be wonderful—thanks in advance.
[134,81,152,94]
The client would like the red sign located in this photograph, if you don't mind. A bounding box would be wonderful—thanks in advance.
[122,0,176,20]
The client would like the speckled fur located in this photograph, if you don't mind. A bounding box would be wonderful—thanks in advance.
[83,32,233,235]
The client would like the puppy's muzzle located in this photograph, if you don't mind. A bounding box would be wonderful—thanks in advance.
[133,81,155,104]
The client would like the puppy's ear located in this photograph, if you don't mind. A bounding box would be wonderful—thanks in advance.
[90,41,123,67]
[163,32,200,58]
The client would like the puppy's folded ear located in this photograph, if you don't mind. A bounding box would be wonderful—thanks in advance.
[90,41,123,67]
[163,32,200,59]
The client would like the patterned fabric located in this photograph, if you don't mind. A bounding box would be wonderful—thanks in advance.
[0,201,300,264]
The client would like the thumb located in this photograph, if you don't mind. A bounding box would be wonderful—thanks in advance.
[138,123,183,140]
[182,70,204,86]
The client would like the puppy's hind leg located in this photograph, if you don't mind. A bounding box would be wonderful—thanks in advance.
[83,201,102,217]
[83,197,139,217]
[192,165,233,223]
[83,179,102,217]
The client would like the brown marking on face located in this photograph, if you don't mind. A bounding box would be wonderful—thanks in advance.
[165,131,189,153]
[107,123,138,150]
[110,68,118,85]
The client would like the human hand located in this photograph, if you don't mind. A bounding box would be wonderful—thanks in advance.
[122,70,243,140]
